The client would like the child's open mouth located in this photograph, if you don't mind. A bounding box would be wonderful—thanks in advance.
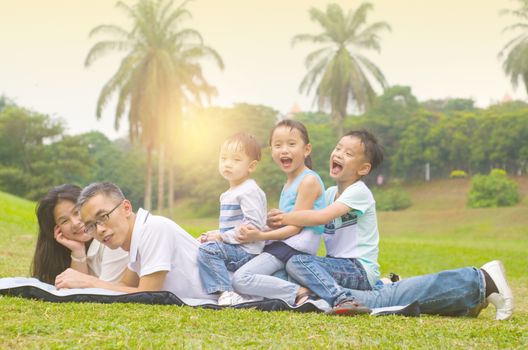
[280,157,292,167]
[331,161,343,175]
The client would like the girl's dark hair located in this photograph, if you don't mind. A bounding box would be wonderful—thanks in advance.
[269,119,312,169]
[31,184,83,284]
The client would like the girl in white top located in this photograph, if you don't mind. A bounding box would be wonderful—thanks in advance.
[31,184,128,284]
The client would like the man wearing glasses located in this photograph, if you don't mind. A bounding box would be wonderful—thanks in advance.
[55,182,217,301]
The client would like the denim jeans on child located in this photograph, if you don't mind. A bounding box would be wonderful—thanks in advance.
[232,252,300,305]
[286,255,372,307]
[288,258,486,316]
[340,267,486,316]
[198,241,256,294]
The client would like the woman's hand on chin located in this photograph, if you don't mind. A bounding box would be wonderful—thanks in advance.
[54,226,86,254]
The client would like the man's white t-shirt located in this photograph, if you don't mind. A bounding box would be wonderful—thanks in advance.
[323,181,380,286]
[128,208,216,300]
[86,240,128,283]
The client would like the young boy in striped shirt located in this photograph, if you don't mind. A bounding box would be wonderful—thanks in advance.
[197,132,267,305]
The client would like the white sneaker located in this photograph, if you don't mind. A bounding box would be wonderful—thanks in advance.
[481,260,514,320]
[230,292,255,305]
[218,291,237,306]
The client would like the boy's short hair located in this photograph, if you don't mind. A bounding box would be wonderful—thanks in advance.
[221,132,261,161]
[343,130,384,172]
[77,182,125,209]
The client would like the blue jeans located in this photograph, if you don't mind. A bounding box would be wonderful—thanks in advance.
[198,241,256,294]
[232,252,300,305]
[286,255,372,307]
[335,267,486,316]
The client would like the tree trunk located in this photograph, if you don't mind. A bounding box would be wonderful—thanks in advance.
[168,159,175,216]
[157,144,165,213]
[144,147,152,210]
[332,110,344,137]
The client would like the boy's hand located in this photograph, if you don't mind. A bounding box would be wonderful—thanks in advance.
[267,208,285,228]
[236,224,262,243]
[206,230,223,242]
[198,230,223,243]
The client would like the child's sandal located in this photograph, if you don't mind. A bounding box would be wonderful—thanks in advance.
[295,289,316,305]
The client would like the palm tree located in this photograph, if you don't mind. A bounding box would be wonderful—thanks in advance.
[85,0,223,210]
[292,2,390,135]
[500,0,528,95]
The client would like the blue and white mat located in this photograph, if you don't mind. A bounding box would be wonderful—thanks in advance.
[0,277,418,316]
[0,277,330,312]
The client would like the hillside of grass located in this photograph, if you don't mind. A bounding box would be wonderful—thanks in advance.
[0,191,37,276]
[0,180,527,348]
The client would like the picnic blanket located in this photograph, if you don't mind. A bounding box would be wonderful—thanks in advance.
[0,277,330,313]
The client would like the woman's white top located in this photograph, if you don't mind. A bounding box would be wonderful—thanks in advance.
[86,240,129,283]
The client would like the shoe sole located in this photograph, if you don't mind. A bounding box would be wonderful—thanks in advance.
[371,300,420,317]
[325,305,371,316]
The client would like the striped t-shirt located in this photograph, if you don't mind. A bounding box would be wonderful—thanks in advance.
[219,179,267,254]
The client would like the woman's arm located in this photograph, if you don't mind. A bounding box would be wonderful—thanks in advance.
[54,226,89,274]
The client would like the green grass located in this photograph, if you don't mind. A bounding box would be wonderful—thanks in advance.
[1,179,527,349]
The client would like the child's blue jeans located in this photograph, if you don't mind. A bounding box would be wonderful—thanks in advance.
[286,255,372,307]
[287,254,486,316]
[198,241,256,294]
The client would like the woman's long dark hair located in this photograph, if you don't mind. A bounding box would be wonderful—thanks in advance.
[31,184,83,284]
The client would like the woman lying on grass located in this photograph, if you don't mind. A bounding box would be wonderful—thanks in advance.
[31,184,128,284]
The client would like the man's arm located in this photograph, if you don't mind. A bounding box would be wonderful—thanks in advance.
[55,268,168,293]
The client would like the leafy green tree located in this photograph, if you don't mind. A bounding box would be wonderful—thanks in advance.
[421,98,476,113]
[0,107,94,199]
[0,105,63,171]
[85,0,223,210]
[292,2,390,135]
[80,132,147,209]
[499,0,528,94]
[0,95,12,112]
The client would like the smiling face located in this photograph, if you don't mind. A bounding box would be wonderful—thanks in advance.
[270,126,311,179]
[329,135,372,186]
[80,194,133,251]
[218,142,258,188]
[53,200,91,243]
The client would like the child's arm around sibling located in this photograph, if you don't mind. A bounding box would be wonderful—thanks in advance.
[236,174,322,243]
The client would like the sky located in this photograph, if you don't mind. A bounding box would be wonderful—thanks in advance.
[0,0,525,139]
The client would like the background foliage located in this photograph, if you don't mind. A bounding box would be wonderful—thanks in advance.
[468,169,520,208]
[1,87,527,214]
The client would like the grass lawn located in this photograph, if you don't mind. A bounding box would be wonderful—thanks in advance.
[1,179,527,348]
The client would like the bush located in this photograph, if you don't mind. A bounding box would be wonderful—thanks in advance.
[468,169,519,208]
[374,187,412,211]
[450,170,467,178]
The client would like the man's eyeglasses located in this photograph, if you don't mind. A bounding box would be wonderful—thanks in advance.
[83,201,123,235]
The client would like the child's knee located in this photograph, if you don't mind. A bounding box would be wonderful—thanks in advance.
[199,241,222,255]
[232,269,252,290]
[286,254,311,274]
